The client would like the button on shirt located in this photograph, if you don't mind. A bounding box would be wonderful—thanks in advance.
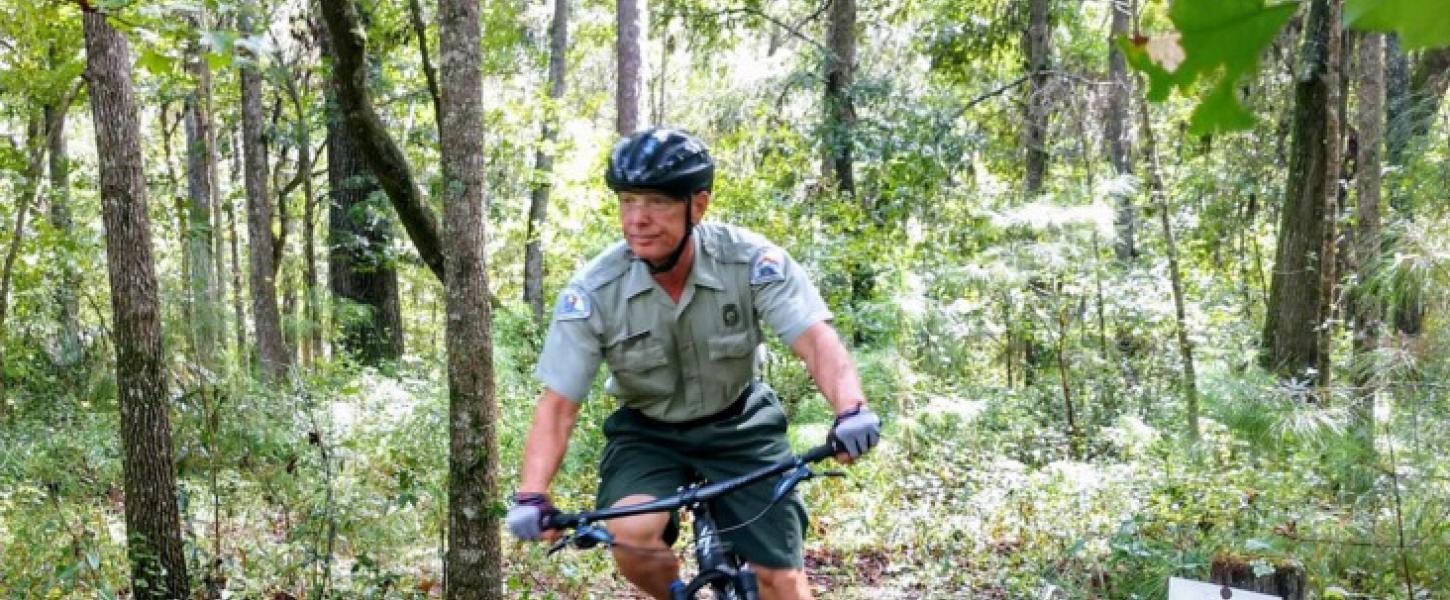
[535,223,832,422]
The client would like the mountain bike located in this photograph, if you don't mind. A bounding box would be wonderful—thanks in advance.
[544,442,842,600]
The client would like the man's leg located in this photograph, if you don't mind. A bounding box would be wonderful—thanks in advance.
[752,565,813,600]
[608,494,681,599]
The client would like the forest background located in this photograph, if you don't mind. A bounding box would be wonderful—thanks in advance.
[1,0,1448,597]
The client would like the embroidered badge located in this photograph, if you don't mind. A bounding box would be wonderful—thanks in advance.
[722,303,740,327]
[553,287,591,321]
[751,248,786,285]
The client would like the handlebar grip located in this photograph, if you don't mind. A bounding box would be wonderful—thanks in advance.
[542,511,577,531]
[801,441,838,464]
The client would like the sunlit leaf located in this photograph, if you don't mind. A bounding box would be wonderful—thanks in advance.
[1122,0,1298,134]
[1345,0,1450,49]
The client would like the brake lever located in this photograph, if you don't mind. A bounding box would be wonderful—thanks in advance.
[547,524,614,556]
[547,535,572,556]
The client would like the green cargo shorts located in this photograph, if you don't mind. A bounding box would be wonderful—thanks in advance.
[595,383,808,569]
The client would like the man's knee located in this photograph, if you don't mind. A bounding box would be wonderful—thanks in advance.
[752,565,812,600]
[607,494,671,547]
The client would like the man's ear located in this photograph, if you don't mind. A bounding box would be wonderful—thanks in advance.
[691,190,711,223]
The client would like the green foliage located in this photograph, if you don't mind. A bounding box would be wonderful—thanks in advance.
[1345,0,1450,49]
[1121,0,1297,134]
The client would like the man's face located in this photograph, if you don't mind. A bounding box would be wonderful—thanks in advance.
[618,190,709,263]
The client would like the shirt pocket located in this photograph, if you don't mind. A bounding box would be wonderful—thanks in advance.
[705,331,758,386]
[606,332,675,397]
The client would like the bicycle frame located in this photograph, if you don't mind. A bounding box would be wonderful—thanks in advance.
[545,442,839,600]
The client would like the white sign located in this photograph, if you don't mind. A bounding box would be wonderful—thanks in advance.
[1168,577,1280,600]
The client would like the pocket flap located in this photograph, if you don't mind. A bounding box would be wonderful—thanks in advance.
[614,339,669,371]
[707,331,756,360]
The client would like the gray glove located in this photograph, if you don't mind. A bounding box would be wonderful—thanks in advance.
[506,493,557,541]
[829,404,881,458]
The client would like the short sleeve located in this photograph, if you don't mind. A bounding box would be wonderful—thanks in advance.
[750,246,832,346]
[534,286,604,402]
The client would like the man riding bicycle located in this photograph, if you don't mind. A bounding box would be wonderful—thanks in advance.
[507,127,882,600]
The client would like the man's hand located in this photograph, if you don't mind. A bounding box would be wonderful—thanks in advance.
[506,492,561,542]
[830,403,881,464]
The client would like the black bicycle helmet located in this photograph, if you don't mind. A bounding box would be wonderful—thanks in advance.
[605,127,714,200]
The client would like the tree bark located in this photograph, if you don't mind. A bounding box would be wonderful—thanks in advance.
[318,0,447,282]
[241,2,291,381]
[616,0,643,135]
[326,107,404,363]
[524,0,570,322]
[1352,32,1385,438]
[1106,0,1136,261]
[1023,0,1052,196]
[439,0,502,596]
[823,0,856,195]
[184,27,222,375]
[82,11,190,598]
[1261,0,1341,385]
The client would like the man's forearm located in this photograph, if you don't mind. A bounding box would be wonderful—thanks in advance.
[519,389,581,494]
[791,322,866,414]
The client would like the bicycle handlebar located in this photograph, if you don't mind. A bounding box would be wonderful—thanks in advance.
[544,441,838,531]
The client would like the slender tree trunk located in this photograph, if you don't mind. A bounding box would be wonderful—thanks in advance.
[318,0,448,282]
[302,137,321,365]
[0,116,43,408]
[615,0,643,135]
[48,101,82,370]
[1261,0,1342,385]
[326,109,404,362]
[1023,0,1052,196]
[1106,0,1136,261]
[228,127,248,366]
[185,31,221,375]
[83,11,190,598]
[1352,32,1385,439]
[823,0,856,195]
[1139,93,1201,442]
[439,0,502,596]
[1383,42,1450,335]
[524,0,569,322]
[241,1,291,380]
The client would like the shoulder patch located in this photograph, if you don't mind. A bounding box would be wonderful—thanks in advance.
[553,287,592,321]
[751,248,787,285]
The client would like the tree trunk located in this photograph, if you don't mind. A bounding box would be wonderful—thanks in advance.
[1352,32,1385,441]
[1382,42,1450,336]
[228,127,248,366]
[326,108,404,363]
[524,0,569,322]
[823,0,856,195]
[616,0,643,135]
[439,0,502,596]
[1105,0,1136,261]
[0,115,43,408]
[1139,92,1201,442]
[184,33,222,375]
[1210,557,1307,600]
[318,0,448,282]
[1261,0,1341,384]
[241,1,291,380]
[82,11,190,598]
[1023,0,1052,196]
[47,99,82,370]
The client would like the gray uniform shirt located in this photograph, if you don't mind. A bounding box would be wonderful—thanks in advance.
[535,222,832,422]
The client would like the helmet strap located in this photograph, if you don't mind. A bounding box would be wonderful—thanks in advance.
[646,199,693,274]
